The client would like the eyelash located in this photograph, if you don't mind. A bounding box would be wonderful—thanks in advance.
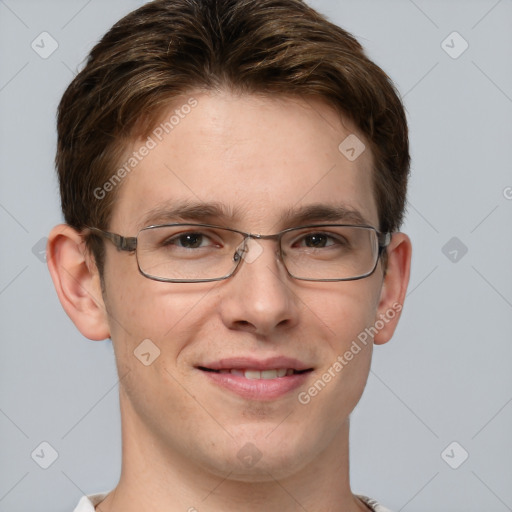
[161,230,346,250]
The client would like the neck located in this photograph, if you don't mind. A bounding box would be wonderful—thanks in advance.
[96,392,369,512]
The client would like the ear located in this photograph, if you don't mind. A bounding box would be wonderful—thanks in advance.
[373,232,412,345]
[47,224,110,341]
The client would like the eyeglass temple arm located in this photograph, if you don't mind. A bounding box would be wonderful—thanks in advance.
[378,232,392,250]
[87,227,137,252]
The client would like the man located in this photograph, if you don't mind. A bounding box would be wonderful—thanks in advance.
[47,0,412,510]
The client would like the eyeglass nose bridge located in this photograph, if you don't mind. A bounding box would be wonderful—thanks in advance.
[232,232,284,267]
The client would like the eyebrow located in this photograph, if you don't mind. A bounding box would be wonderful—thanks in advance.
[138,200,370,231]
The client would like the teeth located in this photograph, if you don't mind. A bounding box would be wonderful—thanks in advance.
[227,368,294,379]
[244,370,261,380]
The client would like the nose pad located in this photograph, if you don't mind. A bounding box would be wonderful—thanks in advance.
[233,240,246,263]
[233,239,283,277]
[233,237,265,264]
[241,238,264,264]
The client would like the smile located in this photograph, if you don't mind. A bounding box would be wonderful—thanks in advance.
[197,361,313,400]
[199,367,311,379]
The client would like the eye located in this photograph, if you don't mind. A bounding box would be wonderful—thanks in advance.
[174,232,207,248]
[293,231,346,249]
[301,233,333,248]
[162,231,220,249]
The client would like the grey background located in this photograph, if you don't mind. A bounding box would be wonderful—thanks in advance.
[0,0,511,511]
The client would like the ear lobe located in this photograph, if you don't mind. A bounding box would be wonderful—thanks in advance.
[47,224,110,341]
[373,232,412,345]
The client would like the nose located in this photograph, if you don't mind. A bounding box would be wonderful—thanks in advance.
[218,237,300,336]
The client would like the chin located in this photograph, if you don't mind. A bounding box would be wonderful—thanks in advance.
[208,453,310,483]
[197,430,315,482]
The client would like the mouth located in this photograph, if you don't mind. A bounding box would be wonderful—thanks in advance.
[198,367,312,379]
[195,358,314,400]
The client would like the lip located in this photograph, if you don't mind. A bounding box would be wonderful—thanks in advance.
[198,356,312,372]
[196,356,313,401]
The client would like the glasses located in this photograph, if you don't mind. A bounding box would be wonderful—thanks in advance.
[87,223,391,283]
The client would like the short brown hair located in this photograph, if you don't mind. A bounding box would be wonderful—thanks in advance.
[56,0,410,276]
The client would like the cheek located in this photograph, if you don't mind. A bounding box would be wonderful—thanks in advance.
[302,278,381,347]
[318,291,375,390]
[117,358,213,460]
[103,253,221,370]
[105,282,216,441]
[299,295,377,425]
[298,281,380,401]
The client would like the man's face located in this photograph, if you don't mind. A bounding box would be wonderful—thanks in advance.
[101,92,385,480]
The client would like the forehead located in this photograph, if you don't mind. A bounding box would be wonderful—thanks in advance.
[108,91,378,232]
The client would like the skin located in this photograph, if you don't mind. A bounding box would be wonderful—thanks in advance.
[48,91,411,512]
